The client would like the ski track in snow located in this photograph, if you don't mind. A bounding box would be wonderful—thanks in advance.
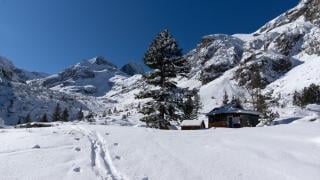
[73,127,126,180]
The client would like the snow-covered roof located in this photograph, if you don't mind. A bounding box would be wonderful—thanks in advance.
[181,120,204,127]
[207,104,262,116]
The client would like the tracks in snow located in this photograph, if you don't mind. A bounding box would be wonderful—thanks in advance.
[74,127,126,180]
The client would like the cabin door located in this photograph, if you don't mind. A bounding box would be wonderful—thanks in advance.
[227,116,233,128]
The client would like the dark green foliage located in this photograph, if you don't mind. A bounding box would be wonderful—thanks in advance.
[240,64,278,125]
[52,103,61,122]
[24,113,32,123]
[183,89,202,120]
[40,114,48,123]
[107,109,112,115]
[77,107,84,120]
[293,84,320,107]
[230,96,243,109]
[62,108,69,122]
[136,29,190,129]
[86,112,95,123]
[223,91,229,105]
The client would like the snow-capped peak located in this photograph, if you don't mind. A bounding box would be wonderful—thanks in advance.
[88,56,117,67]
[256,0,320,34]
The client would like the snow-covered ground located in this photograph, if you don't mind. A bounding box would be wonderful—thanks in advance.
[0,122,319,180]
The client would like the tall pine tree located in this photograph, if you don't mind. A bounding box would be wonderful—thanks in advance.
[62,108,69,122]
[136,29,189,129]
[52,103,61,122]
[24,113,32,124]
[222,91,229,105]
[77,107,84,120]
[40,113,48,123]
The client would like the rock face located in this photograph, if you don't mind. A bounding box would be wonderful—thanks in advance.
[185,0,320,87]
[257,0,320,34]
[0,57,47,83]
[121,62,144,76]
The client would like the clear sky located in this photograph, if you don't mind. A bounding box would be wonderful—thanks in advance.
[0,0,299,74]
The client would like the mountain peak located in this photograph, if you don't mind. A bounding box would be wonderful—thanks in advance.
[121,62,144,76]
[87,56,117,67]
[257,0,320,34]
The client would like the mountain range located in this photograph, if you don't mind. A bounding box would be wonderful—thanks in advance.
[1,0,320,126]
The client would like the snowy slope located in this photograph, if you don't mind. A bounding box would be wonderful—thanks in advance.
[0,122,319,180]
[2,0,320,126]
[173,0,320,122]
[32,56,128,97]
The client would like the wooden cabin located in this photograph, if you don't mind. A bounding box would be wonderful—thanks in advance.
[181,120,206,130]
[207,104,261,128]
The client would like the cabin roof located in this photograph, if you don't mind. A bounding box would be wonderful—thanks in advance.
[207,104,261,116]
[181,120,204,127]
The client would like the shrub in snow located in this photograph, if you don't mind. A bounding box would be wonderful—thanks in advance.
[293,84,320,107]
[32,145,40,149]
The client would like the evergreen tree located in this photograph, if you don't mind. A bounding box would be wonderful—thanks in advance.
[16,118,22,125]
[62,108,69,122]
[25,113,31,123]
[183,96,194,120]
[222,91,229,105]
[52,103,61,122]
[136,29,190,129]
[113,107,118,114]
[107,109,112,115]
[292,84,320,107]
[102,111,107,117]
[183,89,201,120]
[77,107,84,120]
[41,113,48,123]
[231,96,242,108]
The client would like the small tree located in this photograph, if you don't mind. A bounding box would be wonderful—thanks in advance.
[77,107,84,121]
[182,89,201,120]
[222,91,229,105]
[62,108,69,122]
[183,96,194,119]
[231,96,242,108]
[102,111,107,117]
[25,113,32,124]
[52,103,61,122]
[107,109,112,115]
[113,107,118,114]
[41,113,48,123]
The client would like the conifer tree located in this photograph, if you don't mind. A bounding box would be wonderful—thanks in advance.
[41,113,48,123]
[62,108,69,122]
[223,91,229,105]
[52,103,61,122]
[77,107,84,120]
[183,89,201,120]
[107,109,112,115]
[136,29,190,129]
[231,96,242,108]
[25,113,31,123]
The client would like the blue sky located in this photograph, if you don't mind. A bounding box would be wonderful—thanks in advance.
[0,0,298,74]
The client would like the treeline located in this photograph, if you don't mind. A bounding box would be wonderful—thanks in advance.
[293,84,320,107]
[17,103,85,124]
